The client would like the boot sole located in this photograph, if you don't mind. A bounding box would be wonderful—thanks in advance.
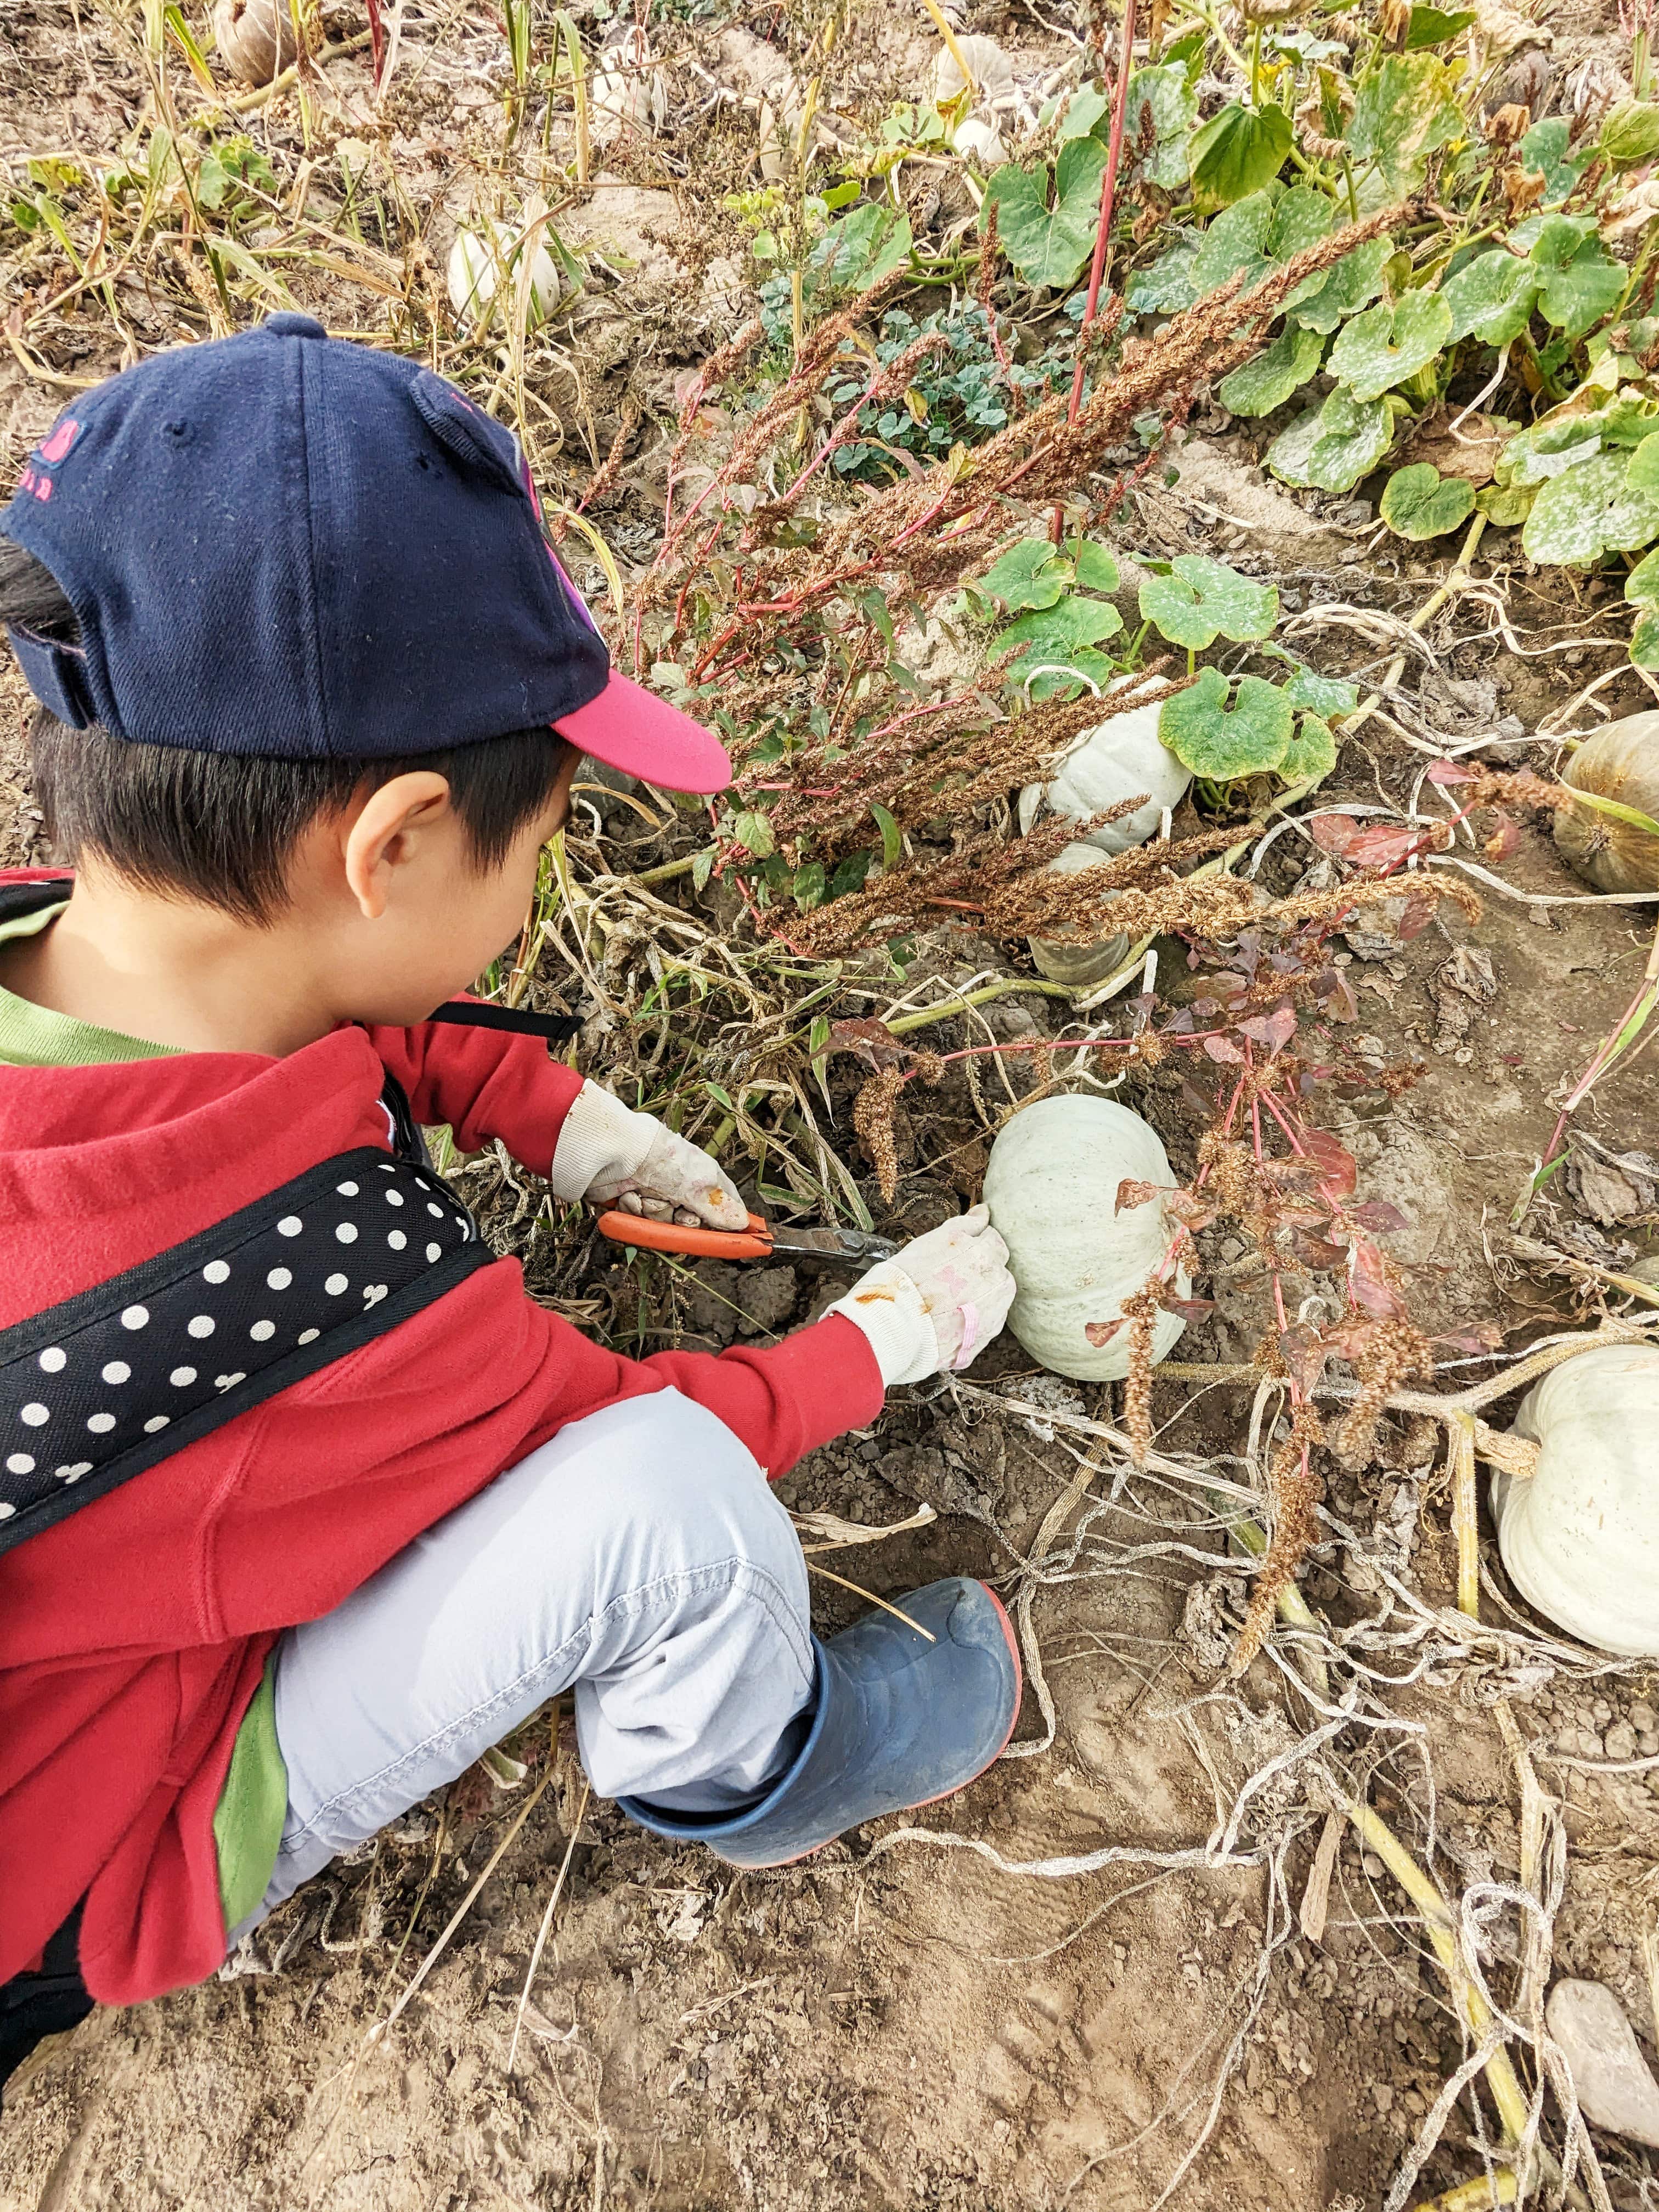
[741,1580,1025,1870]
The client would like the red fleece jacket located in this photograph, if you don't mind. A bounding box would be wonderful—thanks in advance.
[0,870,884,2006]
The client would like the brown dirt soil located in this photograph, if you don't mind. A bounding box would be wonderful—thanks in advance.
[8,0,1659,2207]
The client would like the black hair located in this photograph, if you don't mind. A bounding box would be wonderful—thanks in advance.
[0,538,574,926]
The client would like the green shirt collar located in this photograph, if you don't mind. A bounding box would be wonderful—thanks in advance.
[0,901,180,1067]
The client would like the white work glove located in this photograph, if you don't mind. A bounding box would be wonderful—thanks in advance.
[826,1205,1016,1387]
[550,1081,747,1229]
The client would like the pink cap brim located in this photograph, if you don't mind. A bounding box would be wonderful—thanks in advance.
[554,671,732,795]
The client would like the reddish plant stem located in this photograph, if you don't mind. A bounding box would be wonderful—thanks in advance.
[1049,0,1137,545]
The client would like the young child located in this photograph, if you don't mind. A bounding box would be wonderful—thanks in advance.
[0,314,1020,2087]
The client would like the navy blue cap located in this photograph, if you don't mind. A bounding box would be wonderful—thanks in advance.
[0,314,732,792]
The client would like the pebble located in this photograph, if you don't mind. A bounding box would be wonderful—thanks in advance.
[1546,1980,1659,2147]
[1605,1721,1639,1762]
[1632,1702,1658,1734]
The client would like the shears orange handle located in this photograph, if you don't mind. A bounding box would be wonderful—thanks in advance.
[595,1208,776,1261]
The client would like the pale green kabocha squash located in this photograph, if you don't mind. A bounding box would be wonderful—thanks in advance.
[1491,1343,1659,1655]
[983,1096,1188,1383]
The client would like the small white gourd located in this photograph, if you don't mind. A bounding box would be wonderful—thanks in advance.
[590,27,668,148]
[1017,679,1191,858]
[1028,842,1130,988]
[447,222,560,334]
[1491,1343,1659,1655]
[983,1094,1188,1382]
[949,115,1007,167]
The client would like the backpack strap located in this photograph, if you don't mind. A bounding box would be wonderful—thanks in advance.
[426,998,583,1044]
[0,1146,493,1559]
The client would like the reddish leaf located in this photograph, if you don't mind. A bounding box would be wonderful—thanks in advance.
[1396,890,1437,942]
[1115,1176,1164,1213]
[1310,814,1364,856]
[1291,1229,1349,1271]
[1344,825,1422,869]
[1349,1235,1407,1318]
[1483,813,1521,860]
[1434,1322,1504,1354]
[1301,1127,1358,1198]
[1203,1035,1245,1064]
[828,1017,902,1068]
[1166,1190,1217,1231]
[1426,758,1475,786]
[1278,1323,1329,1396]
[1349,1199,1408,1233]
[1084,1318,1125,1347]
[1160,1295,1216,1323]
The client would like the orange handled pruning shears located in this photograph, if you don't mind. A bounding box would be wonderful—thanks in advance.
[596,1209,900,1267]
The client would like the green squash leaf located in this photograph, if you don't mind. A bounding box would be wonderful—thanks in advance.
[1126,233,1200,312]
[1159,669,1293,780]
[1441,249,1540,346]
[1520,118,1590,207]
[1476,480,1537,527]
[1521,447,1659,567]
[1599,99,1659,168]
[1533,235,1625,338]
[1289,236,1392,334]
[1000,594,1125,651]
[1627,544,1659,606]
[1138,554,1278,650]
[1189,189,1276,296]
[1632,611,1659,668]
[1124,64,1199,189]
[980,137,1109,290]
[1345,53,1465,193]
[1268,388,1396,494]
[1065,538,1121,591]
[812,204,913,291]
[1057,82,1111,140]
[1283,665,1360,716]
[1630,435,1659,496]
[1406,4,1475,46]
[1379,461,1477,539]
[976,537,1071,611]
[1327,290,1453,402]
[1218,324,1326,416]
[1267,183,1336,261]
[1280,712,1339,783]
[1188,101,1292,210]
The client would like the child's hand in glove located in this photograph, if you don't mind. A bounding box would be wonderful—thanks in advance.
[549,1081,747,1228]
[826,1205,1015,1386]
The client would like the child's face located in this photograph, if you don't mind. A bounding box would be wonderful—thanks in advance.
[323,746,583,1027]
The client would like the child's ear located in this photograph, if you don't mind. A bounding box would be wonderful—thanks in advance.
[343,772,453,920]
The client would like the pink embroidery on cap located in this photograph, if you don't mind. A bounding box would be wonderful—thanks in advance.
[37,419,80,465]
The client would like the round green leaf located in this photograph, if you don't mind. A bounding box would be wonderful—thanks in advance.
[1009,645,1119,699]
[1189,190,1276,297]
[1476,481,1536,527]
[1345,53,1464,193]
[1519,118,1590,207]
[1599,99,1659,167]
[1267,388,1396,494]
[1218,325,1326,417]
[1159,670,1293,780]
[976,537,1071,611]
[1187,103,1292,211]
[980,137,1109,290]
[1126,235,1200,313]
[1289,237,1392,334]
[1065,538,1120,592]
[1000,595,1125,651]
[1631,436,1659,498]
[1280,712,1338,784]
[1633,611,1659,668]
[1627,543,1659,607]
[1283,665,1359,717]
[1328,290,1452,403]
[1534,236,1625,338]
[1522,448,1659,568]
[1124,64,1199,189]
[1138,555,1277,650]
[1379,462,1476,540]
[1441,249,1539,346]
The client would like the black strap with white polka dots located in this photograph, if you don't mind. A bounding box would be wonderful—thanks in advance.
[0,1147,493,1558]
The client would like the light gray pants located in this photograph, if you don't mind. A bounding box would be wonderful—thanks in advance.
[241,1390,815,1933]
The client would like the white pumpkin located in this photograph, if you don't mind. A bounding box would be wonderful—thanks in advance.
[447,222,560,333]
[1028,842,1130,988]
[949,115,1007,167]
[1491,1343,1659,1655]
[590,27,668,147]
[1018,679,1191,857]
[983,1094,1189,1382]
